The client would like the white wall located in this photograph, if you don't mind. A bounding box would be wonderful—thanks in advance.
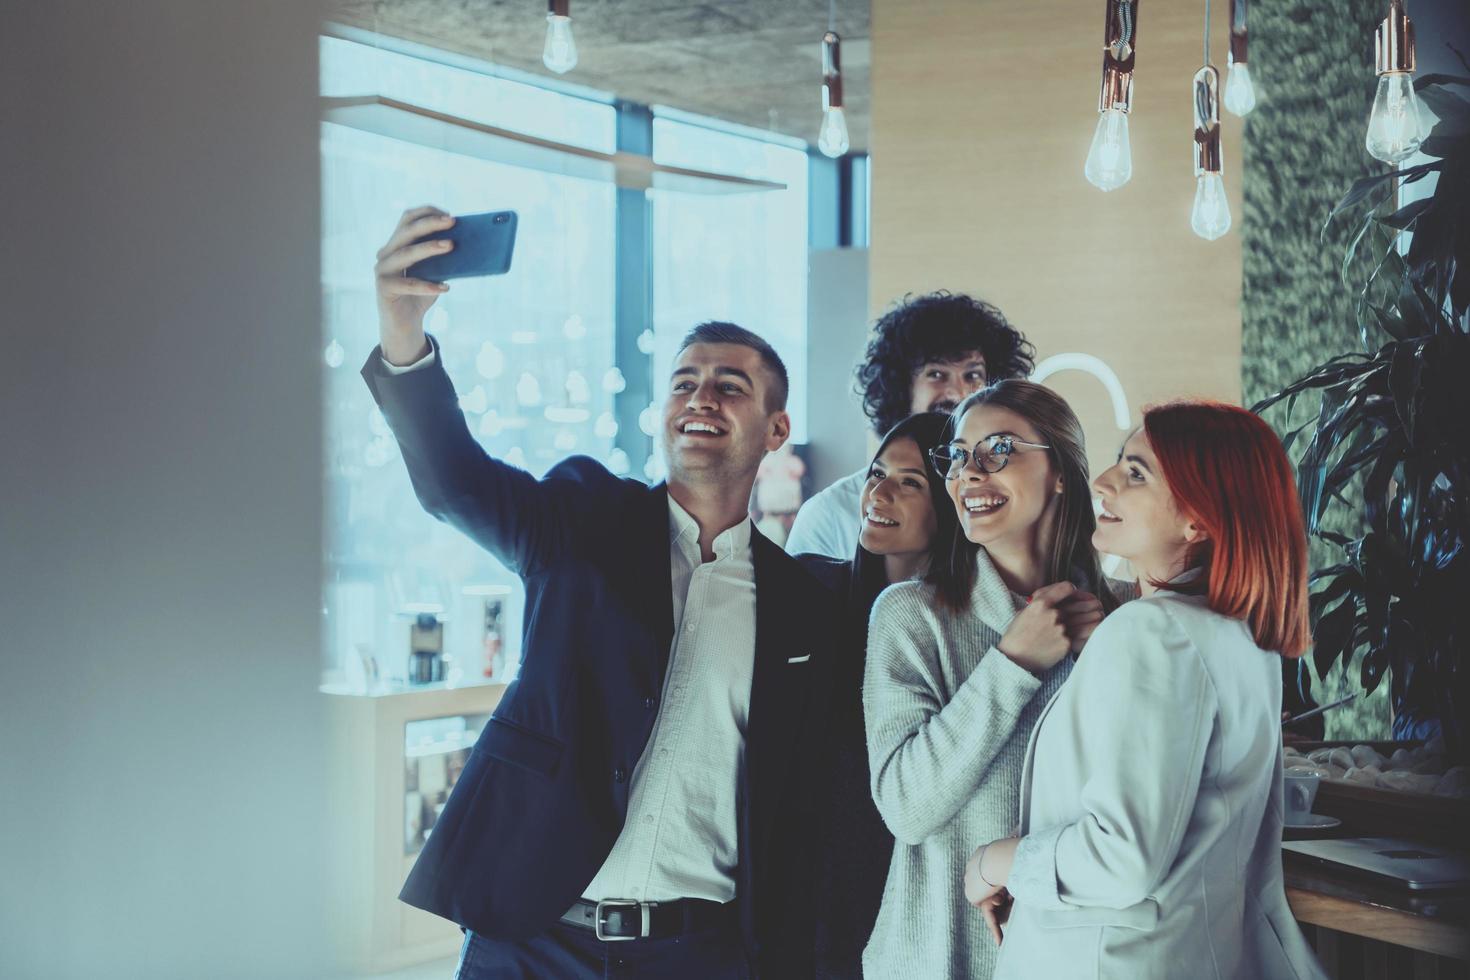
[0,3,345,977]
[806,247,873,492]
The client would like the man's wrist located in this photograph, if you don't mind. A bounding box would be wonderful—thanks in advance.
[380,329,430,367]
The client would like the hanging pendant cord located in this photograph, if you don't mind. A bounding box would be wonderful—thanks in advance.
[828,0,837,35]
[1203,0,1212,64]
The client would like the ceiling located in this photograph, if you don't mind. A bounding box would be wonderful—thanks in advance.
[328,0,872,151]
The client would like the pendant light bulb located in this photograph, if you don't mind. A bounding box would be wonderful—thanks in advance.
[1191,65,1231,241]
[1087,1,1137,190]
[1366,0,1422,164]
[1366,72,1423,163]
[1084,108,1133,191]
[1190,172,1232,240]
[818,108,850,158]
[1224,0,1255,116]
[1224,60,1257,116]
[542,0,578,74]
[818,31,849,158]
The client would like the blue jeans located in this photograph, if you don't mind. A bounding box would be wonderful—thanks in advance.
[454,920,752,980]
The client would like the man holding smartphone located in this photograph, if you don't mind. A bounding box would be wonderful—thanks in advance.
[365,207,835,978]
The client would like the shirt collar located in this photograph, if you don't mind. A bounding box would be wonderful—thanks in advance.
[667,494,752,560]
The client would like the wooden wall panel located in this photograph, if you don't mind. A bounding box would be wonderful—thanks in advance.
[870,0,1245,476]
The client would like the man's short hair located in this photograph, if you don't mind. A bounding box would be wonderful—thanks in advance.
[676,321,790,412]
[855,291,1035,435]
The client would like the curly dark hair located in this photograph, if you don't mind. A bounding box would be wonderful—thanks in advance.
[855,292,1034,435]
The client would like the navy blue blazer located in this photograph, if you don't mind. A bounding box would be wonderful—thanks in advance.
[362,344,836,973]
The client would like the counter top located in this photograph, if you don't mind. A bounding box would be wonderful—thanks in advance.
[1284,849,1470,960]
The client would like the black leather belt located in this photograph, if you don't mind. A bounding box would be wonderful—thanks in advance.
[560,897,733,942]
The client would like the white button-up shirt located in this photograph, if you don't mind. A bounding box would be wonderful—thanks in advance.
[582,495,757,904]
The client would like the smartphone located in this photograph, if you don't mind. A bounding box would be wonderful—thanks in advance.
[406,210,518,282]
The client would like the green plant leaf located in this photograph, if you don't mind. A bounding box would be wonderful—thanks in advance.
[1250,355,1374,414]
[1418,87,1470,129]
[1360,641,1389,695]
[1310,569,1361,621]
[1388,340,1426,444]
[1281,416,1315,454]
[1414,74,1470,91]
[1312,590,1359,681]
[1366,301,1409,342]
[1323,162,1440,238]
[1345,208,1394,288]
[1419,132,1470,159]
[1378,197,1435,231]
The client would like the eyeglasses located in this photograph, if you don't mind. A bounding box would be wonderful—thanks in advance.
[929,434,1052,479]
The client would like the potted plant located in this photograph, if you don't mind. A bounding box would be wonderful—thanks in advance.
[1253,72,1470,757]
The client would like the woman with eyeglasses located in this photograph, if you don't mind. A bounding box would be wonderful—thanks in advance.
[861,380,1118,980]
[965,401,1326,980]
[794,411,958,979]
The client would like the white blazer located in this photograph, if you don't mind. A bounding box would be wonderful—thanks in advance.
[995,590,1327,980]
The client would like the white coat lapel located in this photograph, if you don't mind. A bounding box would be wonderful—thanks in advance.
[1016,684,1066,833]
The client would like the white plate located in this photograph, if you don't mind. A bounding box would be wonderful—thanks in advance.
[1284,813,1342,830]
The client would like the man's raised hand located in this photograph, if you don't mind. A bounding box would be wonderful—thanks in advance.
[376,206,455,365]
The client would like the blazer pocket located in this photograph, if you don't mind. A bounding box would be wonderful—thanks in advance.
[474,717,565,778]
[1031,898,1160,932]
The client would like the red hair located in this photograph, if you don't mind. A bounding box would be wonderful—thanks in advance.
[1142,401,1311,657]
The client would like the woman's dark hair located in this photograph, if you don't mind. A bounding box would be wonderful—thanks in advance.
[855,292,1035,436]
[928,380,1118,613]
[849,412,959,614]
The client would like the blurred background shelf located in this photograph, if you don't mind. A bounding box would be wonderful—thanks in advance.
[322,95,786,195]
[326,682,507,974]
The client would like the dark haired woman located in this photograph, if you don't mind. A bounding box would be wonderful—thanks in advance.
[795,412,957,979]
[966,401,1326,980]
[862,381,1116,979]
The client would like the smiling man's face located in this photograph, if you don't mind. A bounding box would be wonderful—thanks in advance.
[659,342,790,487]
[910,351,988,416]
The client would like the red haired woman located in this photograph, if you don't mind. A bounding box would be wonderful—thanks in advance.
[963,401,1327,979]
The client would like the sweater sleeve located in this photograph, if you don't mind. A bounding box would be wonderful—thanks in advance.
[1008,600,1217,910]
[863,584,1045,845]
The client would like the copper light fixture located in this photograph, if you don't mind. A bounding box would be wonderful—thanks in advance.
[1085,0,1138,191]
[1191,65,1231,240]
[818,31,850,158]
[1223,0,1257,116]
[1366,0,1424,163]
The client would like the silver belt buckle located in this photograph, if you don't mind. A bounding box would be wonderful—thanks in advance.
[595,898,653,941]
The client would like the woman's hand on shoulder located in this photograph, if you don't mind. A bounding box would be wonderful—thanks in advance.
[996,581,1079,673]
[1060,590,1105,654]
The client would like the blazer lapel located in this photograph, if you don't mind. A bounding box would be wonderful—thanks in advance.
[746,529,810,856]
[1017,685,1065,833]
[638,483,676,681]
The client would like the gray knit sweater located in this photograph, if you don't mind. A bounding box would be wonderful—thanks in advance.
[861,549,1073,980]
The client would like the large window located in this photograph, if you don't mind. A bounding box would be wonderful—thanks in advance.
[651,115,811,456]
[321,36,808,692]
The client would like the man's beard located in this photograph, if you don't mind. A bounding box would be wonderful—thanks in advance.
[928,398,959,415]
